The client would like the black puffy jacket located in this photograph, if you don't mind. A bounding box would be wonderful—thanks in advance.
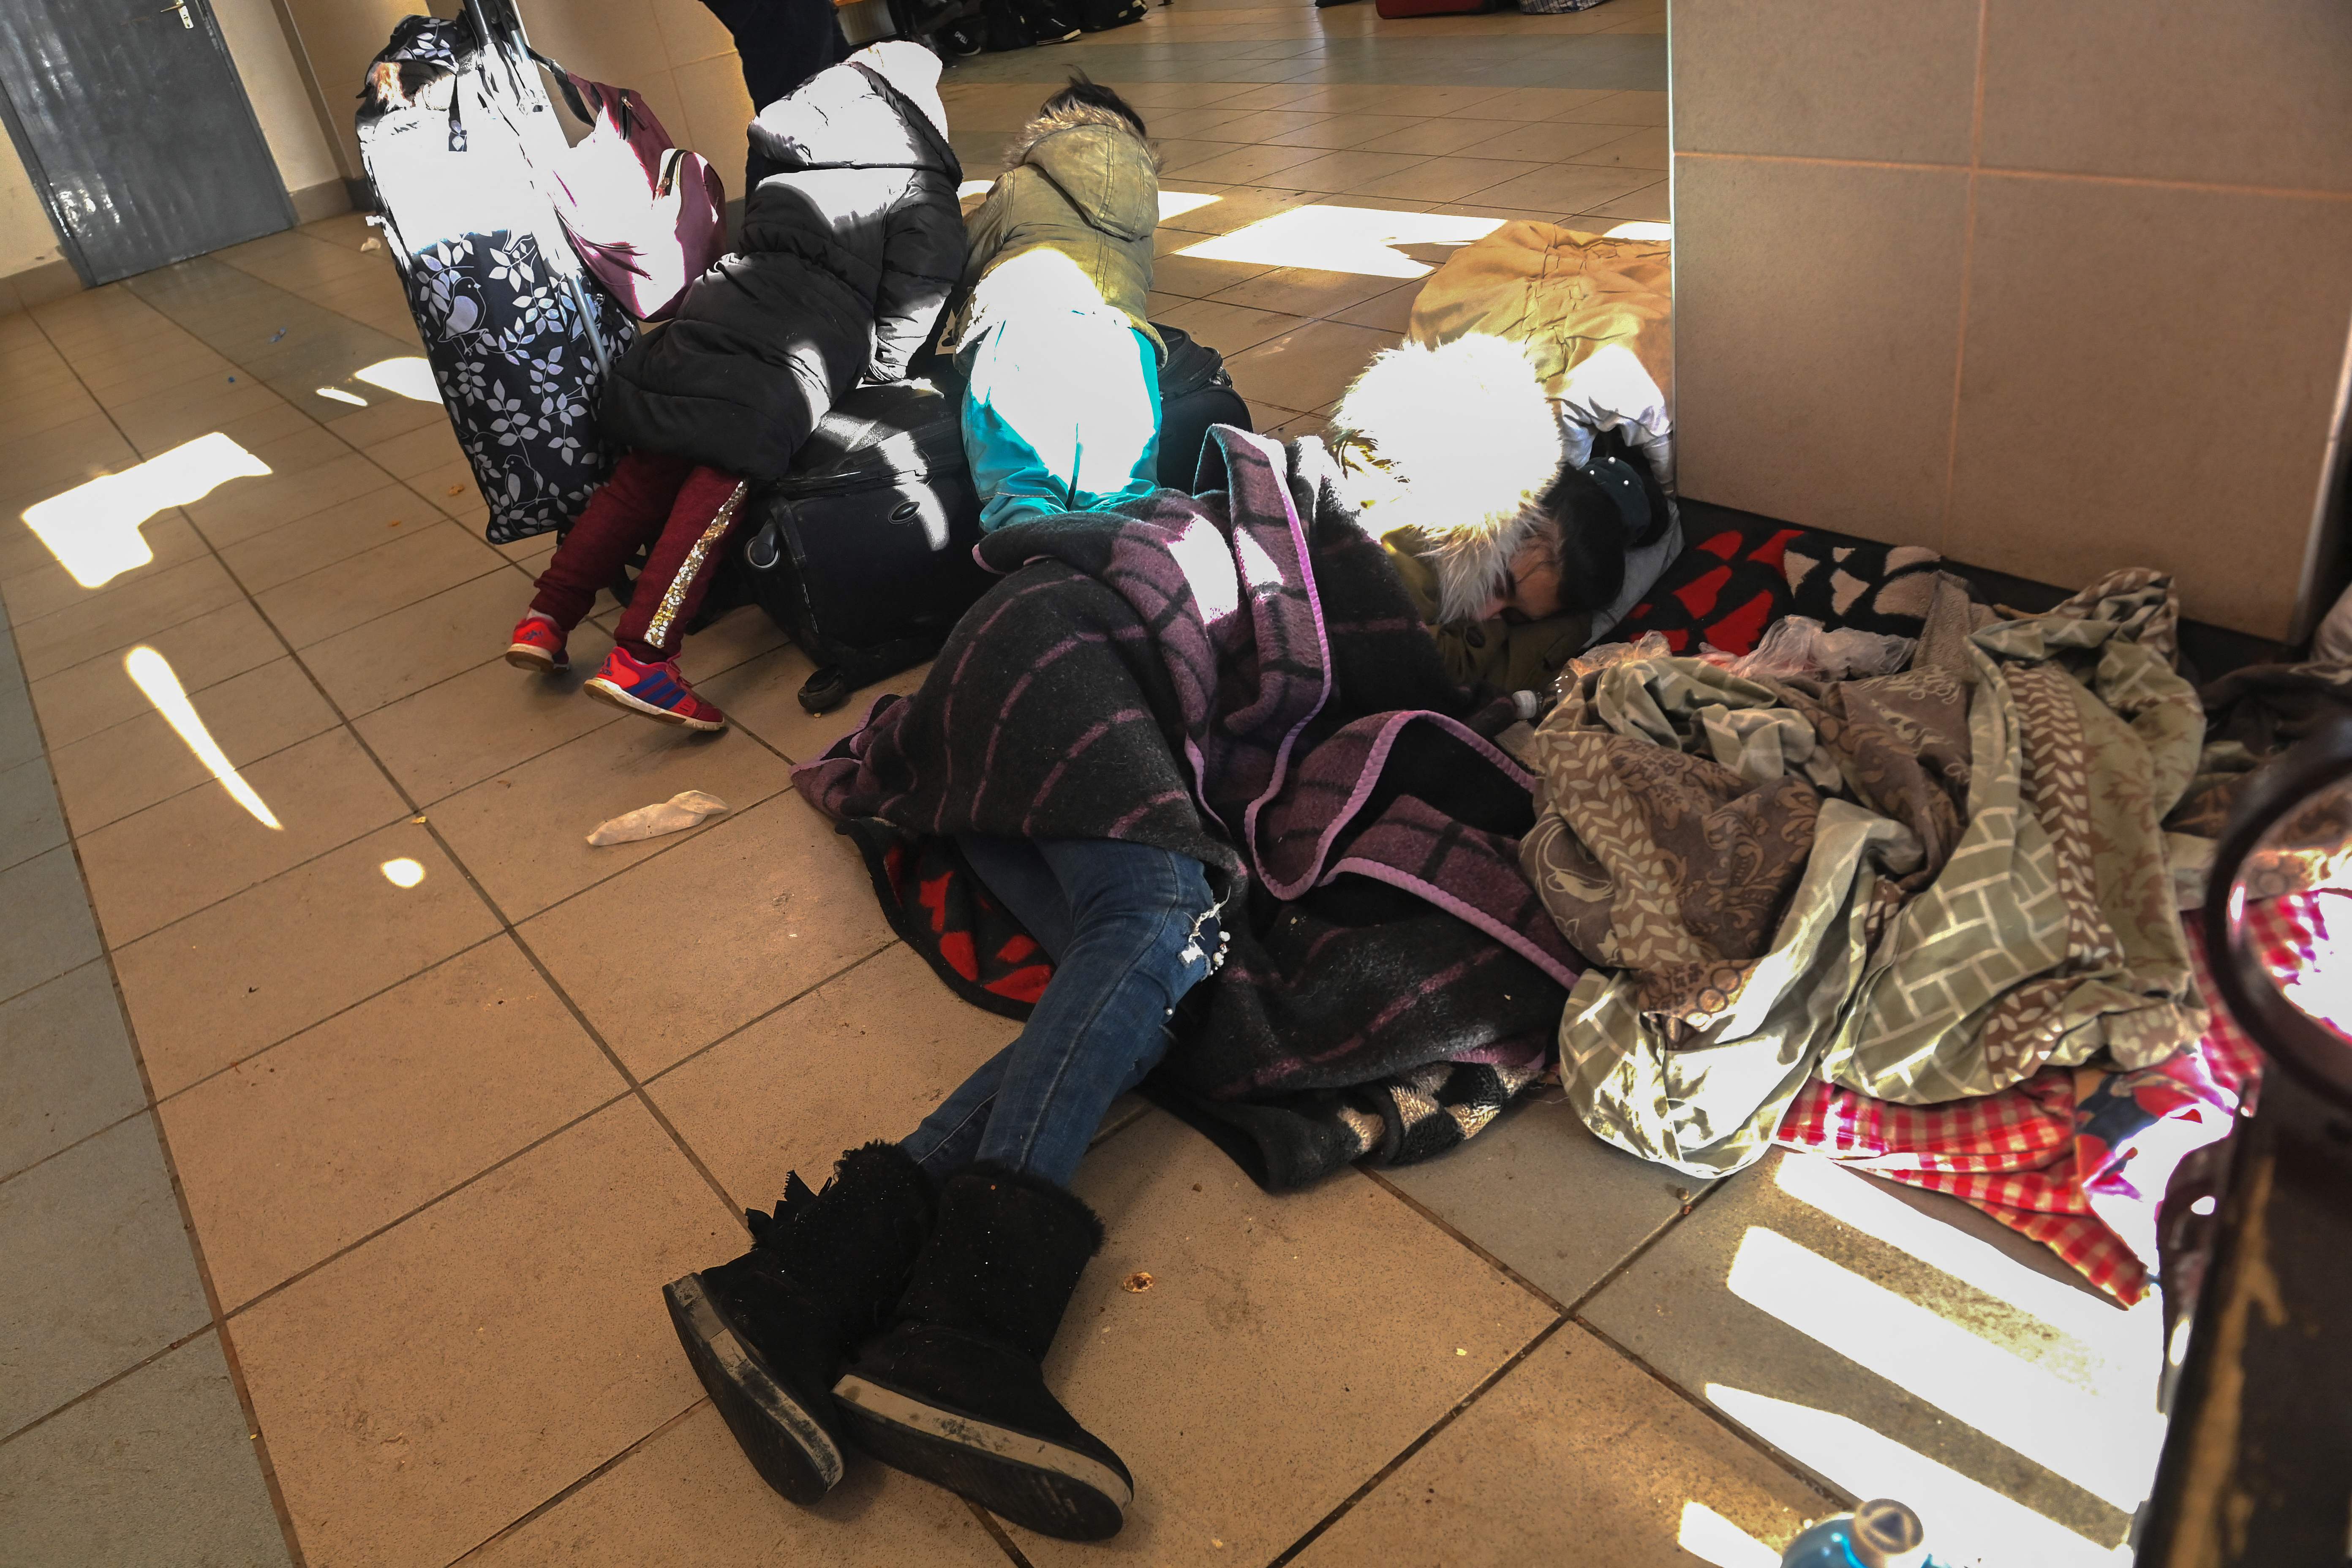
[600,62,965,481]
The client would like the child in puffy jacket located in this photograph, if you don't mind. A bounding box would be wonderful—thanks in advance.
[942,78,1162,531]
[504,42,964,731]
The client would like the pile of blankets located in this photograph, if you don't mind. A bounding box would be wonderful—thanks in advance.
[796,427,1581,1189]
[800,408,2320,1304]
[1522,565,2278,1302]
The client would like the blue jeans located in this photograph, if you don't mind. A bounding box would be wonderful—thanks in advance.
[960,313,1162,533]
[903,838,1219,1189]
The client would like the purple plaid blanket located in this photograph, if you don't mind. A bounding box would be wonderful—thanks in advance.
[795,429,1579,1187]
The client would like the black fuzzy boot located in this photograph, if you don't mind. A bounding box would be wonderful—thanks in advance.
[832,1163,1132,1541]
[662,1141,934,1504]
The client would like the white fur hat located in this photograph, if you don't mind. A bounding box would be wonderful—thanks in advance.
[1328,335,1565,623]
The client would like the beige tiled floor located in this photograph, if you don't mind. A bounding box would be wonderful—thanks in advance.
[2,0,2170,1564]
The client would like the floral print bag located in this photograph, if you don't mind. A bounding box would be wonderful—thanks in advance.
[357,16,634,544]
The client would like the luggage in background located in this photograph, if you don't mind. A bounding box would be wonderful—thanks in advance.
[1080,0,1151,30]
[1374,0,1495,15]
[537,70,726,323]
[739,375,992,714]
[358,11,635,545]
[1154,324,1253,490]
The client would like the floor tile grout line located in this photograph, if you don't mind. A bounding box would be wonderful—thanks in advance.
[0,929,508,1190]
[154,928,515,1106]
[971,1500,1041,1568]
[1557,1171,1731,1319]
[6,478,475,687]
[1332,1162,1842,1546]
[207,236,443,348]
[1565,1315,1851,1515]
[440,1398,714,1565]
[19,301,316,1568]
[0,1318,219,1452]
[1263,1314,1573,1568]
[636,939,901,1094]
[490,916,760,1231]
[65,721,776,973]
[1361,1166,1570,1316]
[219,1087,635,1323]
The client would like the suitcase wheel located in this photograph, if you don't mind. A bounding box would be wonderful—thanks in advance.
[798,665,854,715]
[745,523,783,571]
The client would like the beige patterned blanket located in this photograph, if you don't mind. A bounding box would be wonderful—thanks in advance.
[1524,569,2209,1176]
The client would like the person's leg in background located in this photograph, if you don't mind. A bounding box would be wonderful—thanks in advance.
[507,448,693,674]
[852,836,1219,1540]
[700,0,855,188]
[585,343,835,730]
[578,465,752,731]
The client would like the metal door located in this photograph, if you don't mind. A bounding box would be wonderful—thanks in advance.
[0,0,295,286]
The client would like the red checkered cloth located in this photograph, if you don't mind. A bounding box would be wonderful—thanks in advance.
[1774,898,2296,1304]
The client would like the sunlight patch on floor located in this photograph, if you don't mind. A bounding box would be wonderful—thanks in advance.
[380,857,426,887]
[124,646,280,829]
[1159,189,1222,221]
[1676,1500,1780,1568]
[354,356,441,402]
[1708,1386,2132,1568]
[1727,1225,2160,1513]
[1771,1157,2156,1399]
[1175,203,1505,278]
[21,433,269,588]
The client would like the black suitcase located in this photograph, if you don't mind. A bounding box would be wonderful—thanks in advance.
[1155,324,1253,490]
[739,375,993,715]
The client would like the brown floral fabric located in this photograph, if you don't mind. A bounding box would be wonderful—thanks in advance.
[1530,570,2211,1176]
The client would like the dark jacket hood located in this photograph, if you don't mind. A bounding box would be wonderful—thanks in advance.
[749,61,956,176]
[1005,106,1159,244]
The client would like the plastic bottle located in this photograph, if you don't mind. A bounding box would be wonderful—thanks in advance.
[1780,1498,1930,1568]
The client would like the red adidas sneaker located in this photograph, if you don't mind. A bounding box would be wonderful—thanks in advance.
[505,612,570,674]
[583,646,727,732]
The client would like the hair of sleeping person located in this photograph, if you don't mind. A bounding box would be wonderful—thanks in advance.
[1040,74,1149,138]
[1538,462,1632,616]
[1591,426,1674,550]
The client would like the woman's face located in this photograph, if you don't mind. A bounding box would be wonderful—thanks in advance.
[1478,526,1565,622]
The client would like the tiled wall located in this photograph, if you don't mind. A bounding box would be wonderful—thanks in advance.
[1669,0,2352,639]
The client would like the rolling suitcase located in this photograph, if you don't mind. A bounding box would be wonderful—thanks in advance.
[1154,324,1253,490]
[358,8,636,545]
[739,375,993,714]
